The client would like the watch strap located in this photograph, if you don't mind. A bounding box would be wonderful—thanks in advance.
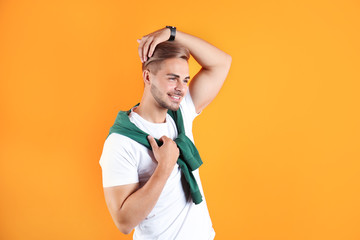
[166,26,176,41]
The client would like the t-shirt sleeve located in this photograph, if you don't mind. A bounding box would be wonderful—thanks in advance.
[99,133,139,187]
[180,89,201,122]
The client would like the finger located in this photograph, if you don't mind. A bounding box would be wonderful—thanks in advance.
[147,135,158,150]
[138,36,148,62]
[159,136,173,146]
[142,36,154,62]
[138,44,143,63]
[148,39,158,58]
[159,135,169,143]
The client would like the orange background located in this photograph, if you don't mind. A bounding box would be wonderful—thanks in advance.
[1,0,359,239]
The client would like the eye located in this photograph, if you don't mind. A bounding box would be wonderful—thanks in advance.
[169,78,176,81]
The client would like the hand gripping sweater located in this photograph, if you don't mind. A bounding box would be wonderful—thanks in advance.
[106,104,203,204]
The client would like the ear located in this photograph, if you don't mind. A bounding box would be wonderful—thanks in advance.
[142,69,151,85]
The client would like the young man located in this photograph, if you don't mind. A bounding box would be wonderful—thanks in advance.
[99,26,232,239]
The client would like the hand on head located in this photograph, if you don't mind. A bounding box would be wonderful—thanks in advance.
[137,28,172,63]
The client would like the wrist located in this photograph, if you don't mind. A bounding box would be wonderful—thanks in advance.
[165,26,176,41]
[156,162,175,178]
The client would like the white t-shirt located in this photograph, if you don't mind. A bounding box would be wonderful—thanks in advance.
[99,91,215,240]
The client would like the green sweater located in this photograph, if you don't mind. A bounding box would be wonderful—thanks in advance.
[106,105,203,205]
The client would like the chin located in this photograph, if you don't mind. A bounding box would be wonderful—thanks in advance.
[168,106,180,111]
[167,103,181,111]
[155,97,181,111]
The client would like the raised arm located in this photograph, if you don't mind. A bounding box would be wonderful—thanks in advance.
[138,27,232,113]
[174,30,231,114]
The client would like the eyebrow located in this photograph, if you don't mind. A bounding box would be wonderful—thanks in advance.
[166,73,190,79]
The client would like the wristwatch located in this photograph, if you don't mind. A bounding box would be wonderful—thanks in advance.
[166,26,176,41]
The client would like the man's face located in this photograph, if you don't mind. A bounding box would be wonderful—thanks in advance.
[148,58,190,111]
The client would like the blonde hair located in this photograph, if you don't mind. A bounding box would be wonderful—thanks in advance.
[142,41,190,75]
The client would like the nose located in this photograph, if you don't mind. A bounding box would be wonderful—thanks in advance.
[175,80,187,93]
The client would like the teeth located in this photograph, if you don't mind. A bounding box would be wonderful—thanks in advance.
[171,95,180,99]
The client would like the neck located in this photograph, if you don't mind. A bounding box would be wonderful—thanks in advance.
[133,96,168,124]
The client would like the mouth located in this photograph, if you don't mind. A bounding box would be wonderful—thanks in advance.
[168,93,182,102]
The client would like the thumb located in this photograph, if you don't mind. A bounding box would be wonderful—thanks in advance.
[137,39,141,43]
[147,135,158,150]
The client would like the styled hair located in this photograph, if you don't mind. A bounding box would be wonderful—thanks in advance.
[142,41,190,75]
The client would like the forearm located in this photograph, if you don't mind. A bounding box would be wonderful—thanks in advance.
[174,30,231,69]
[114,165,171,234]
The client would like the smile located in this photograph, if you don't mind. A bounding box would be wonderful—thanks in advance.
[168,94,182,102]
